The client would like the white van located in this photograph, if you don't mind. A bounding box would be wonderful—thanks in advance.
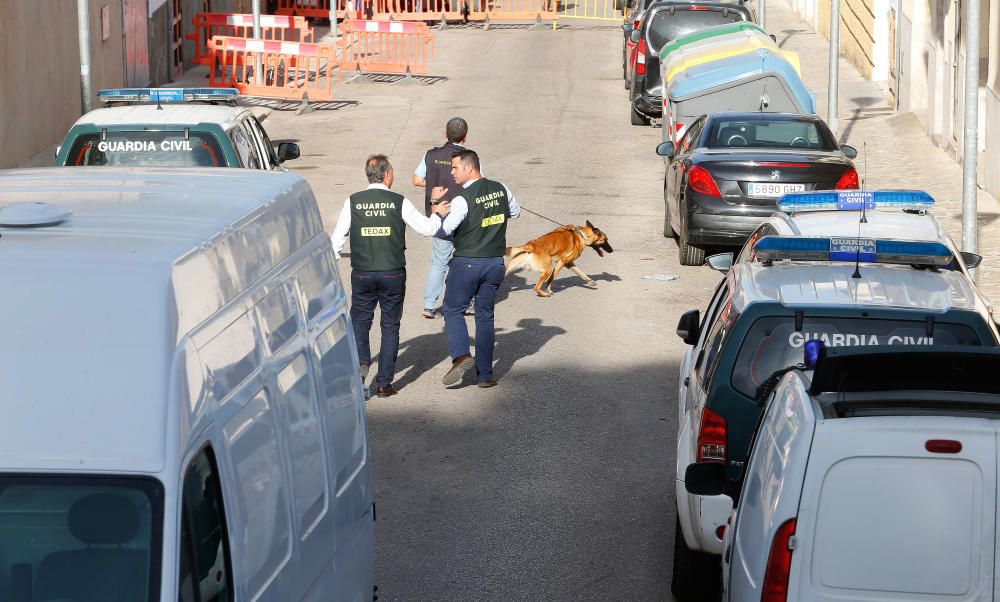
[685,345,1000,601]
[0,168,374,601]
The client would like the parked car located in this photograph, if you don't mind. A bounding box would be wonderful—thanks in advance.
[621,0,659,87]
[670,237,998,600]
[656,111,857,265]
[627,0,755,125]
[0,167,372,601]
[685,346,1000,601]
[56,88,299,169]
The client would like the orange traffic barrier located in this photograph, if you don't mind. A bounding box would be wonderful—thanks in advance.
[276,0,342,18]
[207,36,339,101]
[338,20,434,75]
[187,13,314,66]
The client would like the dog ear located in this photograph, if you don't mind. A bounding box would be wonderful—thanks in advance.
[586,220,594,229]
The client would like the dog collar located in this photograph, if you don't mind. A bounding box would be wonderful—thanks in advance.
[573,226,587,242]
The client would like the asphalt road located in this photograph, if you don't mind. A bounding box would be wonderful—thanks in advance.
[262,22,722,601]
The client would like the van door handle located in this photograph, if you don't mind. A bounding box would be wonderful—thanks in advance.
[684,377,690,387]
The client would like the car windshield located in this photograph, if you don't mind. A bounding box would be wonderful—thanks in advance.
[648,8,744,50]
[706,119,837,150]
[65,131,228,167]
[731,316,983,397]
[0,475,163,602]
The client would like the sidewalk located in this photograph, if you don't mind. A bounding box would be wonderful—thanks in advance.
[770,0,1000,302]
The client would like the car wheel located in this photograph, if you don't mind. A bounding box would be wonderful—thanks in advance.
[630,103,650,126]
[671,518,721,602]
[678,205,705,266]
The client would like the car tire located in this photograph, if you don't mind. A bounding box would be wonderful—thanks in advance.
[630,104,650,126]
[670,518,721,602]
[678,206,705,266]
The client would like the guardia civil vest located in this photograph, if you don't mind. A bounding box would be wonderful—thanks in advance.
[453,179,510,258]
[349,188,406,271]
[423,142,465,215]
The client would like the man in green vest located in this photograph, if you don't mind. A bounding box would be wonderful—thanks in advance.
[428,149,521,388]
[331,154,440,397]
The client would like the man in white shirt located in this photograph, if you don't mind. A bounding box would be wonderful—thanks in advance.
[330,154,440,397]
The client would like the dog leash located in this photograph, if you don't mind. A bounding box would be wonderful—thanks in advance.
[520,206,565,227]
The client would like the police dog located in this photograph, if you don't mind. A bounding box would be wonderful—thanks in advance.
[504,221,614,297]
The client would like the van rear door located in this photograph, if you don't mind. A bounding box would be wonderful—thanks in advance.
[791,417,997,601]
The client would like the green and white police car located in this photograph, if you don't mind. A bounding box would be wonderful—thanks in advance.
[56,88,299,170]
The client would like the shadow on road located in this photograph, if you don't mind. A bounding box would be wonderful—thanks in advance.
[498,270,623,302]
[369,360,680,600]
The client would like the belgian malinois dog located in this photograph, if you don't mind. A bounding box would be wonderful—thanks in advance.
[504,221,614,297]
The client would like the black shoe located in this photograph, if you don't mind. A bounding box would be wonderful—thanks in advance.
[374,385,397,397]
[359,363,371,382]
[478,379,497,388]
[443,355,474,386]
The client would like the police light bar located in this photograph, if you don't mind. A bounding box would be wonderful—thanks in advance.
[777,190,935,213]
[97,88,239,103]
[754,236,953,266]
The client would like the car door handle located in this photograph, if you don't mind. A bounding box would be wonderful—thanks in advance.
[683,377,690,387]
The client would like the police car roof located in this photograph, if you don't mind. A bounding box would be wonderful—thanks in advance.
[72,103,250,129]
[0,167,323,474]
[775,210,949,243]
[732,260,980,314]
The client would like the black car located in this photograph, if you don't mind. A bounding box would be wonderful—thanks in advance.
[628,0,755,126]
[656,112,859,265]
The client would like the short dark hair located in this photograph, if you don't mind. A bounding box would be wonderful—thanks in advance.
[451,149,480,172]
[446,117,468,144]
[365,154,391,183]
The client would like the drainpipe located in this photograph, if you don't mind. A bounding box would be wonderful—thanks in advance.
[827,0,841,134]
[760,0,766,29]
[962,0,982,276]
[253,0,263,80]
[77,0,93,113]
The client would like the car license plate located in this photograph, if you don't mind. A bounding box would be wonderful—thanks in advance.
[748,183,806,197]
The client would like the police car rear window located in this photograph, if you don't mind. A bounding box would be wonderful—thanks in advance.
[648,9,744,51]
[731,316,983,397]
[66,131,228,167]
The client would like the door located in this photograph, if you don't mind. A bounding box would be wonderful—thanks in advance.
[122,0,150,86]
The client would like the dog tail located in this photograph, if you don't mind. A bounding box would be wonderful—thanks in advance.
[505,245,528,259]
[504,245,532,274]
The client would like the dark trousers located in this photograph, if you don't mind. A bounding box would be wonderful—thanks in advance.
[350,268,406,388]
[443,256,505,381]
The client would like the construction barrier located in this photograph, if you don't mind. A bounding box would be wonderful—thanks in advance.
[556,0,621,22]
[276,0,341,18]
[279,0,555,21]
[338,20,434,75]
[208,36,339,101]
[187,13,314,66]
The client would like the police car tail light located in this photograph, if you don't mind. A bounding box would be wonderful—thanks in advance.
[761,518,797,602]
[689,166,721,197]
[636,39,648,75]
[777,189,935,213]
[834,167,860,190]
[696,407,727,463]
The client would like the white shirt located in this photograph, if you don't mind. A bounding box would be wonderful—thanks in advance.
[435,177,521,237]
[330,184,439,258]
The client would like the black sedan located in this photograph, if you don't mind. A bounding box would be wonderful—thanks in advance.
[656,112,859,265]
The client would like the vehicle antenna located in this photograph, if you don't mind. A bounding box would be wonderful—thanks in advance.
[852,191,865,280]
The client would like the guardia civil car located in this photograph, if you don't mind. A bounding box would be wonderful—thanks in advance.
[56,88,298,169]
[669,227,999,601]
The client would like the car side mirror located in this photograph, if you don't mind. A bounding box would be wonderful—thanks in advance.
[656,141,675,158]
[54,145,62,161]
[684,462,729,496]
[769,34,777,42]
[706,252,733,273]
[630,29,641,43]
[961,251,983,269]
[276,142,300,163]
[676,309,700,345]
[841,144,858,159]
[623,23,633,32]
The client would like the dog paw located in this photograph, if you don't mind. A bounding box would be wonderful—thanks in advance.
[583,278,596,286]
[537,290,553,298]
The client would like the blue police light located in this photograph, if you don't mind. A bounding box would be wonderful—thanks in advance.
[97,88,239,104]
[803,339,824,369]
[754,236,953,266]
[777,190,935,213]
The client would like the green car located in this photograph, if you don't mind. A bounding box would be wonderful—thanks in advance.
[56,88,299,170]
